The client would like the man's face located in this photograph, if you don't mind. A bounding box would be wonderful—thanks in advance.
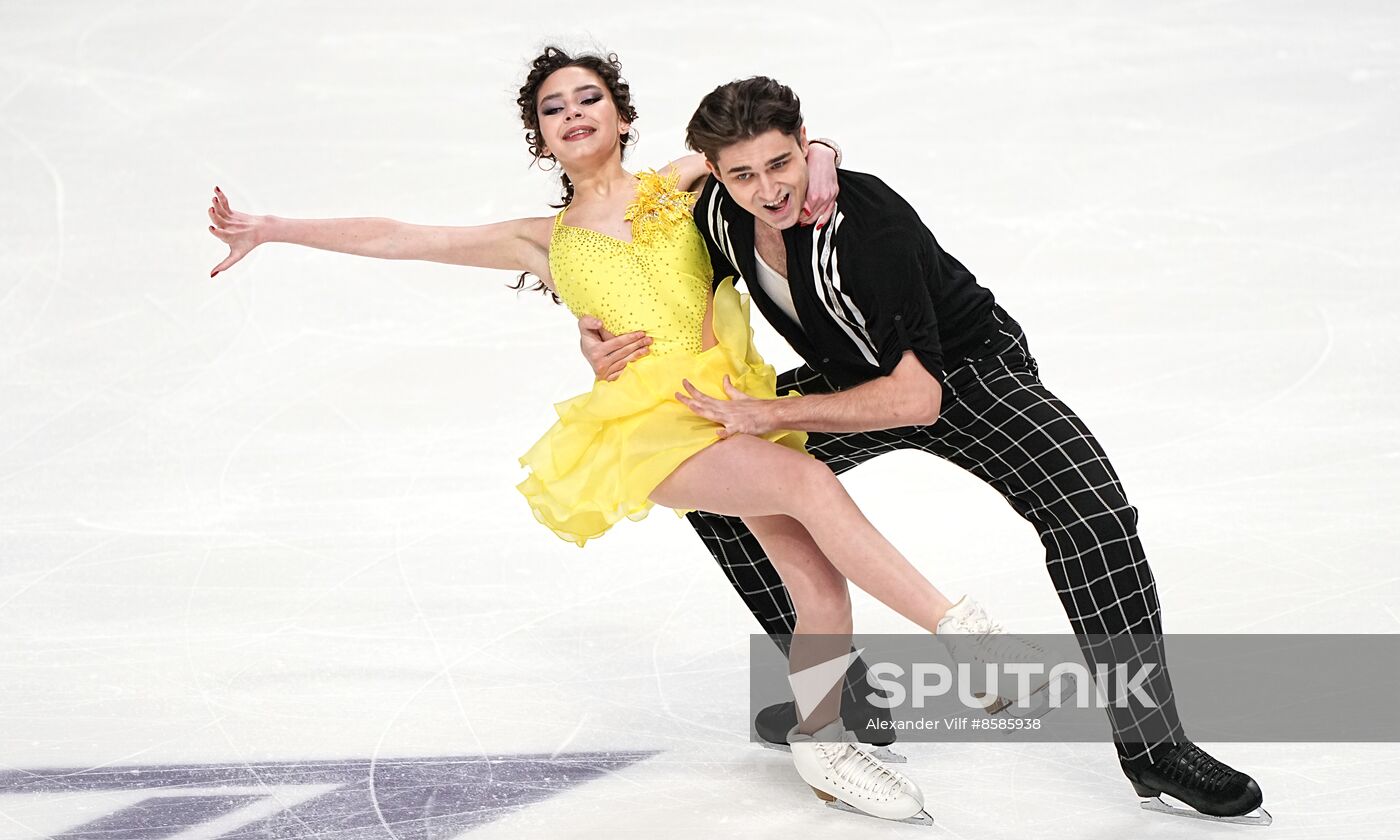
[708,127,809,231]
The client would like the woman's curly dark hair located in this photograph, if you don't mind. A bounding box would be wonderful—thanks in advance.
[510,46,639,302]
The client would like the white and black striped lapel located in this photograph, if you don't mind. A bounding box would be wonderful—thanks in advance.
[706,183,758,284]
[808,207,879,365]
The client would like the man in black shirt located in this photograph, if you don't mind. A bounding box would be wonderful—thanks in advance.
[581,77,1266,825]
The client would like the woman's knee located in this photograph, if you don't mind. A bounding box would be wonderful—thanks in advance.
[750,514,851,623]
[795,587,852,631]
[780,457,846,518]
[790,567,852,627]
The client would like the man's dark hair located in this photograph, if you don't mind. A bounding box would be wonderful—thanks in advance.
[685,76,802,163]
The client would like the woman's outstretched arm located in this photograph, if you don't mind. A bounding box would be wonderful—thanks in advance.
[206,186,552,281]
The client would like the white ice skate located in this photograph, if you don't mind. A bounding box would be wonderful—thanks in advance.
[753,699,908,763]
[787,720,933,826]
[935,596,1072,718]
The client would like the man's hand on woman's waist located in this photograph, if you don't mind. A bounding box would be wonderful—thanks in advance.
[579,316,652,381]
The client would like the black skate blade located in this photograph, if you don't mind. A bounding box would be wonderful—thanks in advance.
[1140,794,1273,827]
[827,799,934,826]
[755,738,908,764]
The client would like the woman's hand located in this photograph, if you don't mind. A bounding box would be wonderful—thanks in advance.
[801,142,840,228]
[207,186,267,277]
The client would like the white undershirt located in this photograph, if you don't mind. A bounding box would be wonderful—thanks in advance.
[753,250,804,333]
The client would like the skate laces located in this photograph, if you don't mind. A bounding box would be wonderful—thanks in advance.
[941,600,1045,663]
[943,600,1004,639]
[1160,743,1235,792]
[818,740,908,799]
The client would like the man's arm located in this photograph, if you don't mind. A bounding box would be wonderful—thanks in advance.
[769,351,941,430]
[675,351,940,438]
[678,224,948,436]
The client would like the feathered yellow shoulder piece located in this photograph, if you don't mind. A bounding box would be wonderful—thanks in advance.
[624,168,696,244]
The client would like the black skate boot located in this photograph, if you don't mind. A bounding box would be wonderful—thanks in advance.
[754,688,906,763]
[1123,741,1271,826]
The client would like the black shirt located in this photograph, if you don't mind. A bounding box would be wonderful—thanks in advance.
[693,169,997,389]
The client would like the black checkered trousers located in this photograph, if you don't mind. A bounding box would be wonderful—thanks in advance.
[685,306,1186,767]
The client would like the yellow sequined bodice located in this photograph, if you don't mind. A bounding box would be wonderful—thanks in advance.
[549,169,712,357]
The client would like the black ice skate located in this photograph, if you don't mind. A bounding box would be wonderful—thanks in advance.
[1124,742,1271,826]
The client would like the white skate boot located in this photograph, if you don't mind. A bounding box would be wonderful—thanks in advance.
[935,596,1074,718]
[787,719,933,825]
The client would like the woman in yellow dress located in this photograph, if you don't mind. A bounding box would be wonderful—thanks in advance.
[204,46,1040,825]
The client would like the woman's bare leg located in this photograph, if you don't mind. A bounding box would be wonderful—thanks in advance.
[650,435,956,634]
[745,513,852,735]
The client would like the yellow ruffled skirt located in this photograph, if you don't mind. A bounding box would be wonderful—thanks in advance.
[517,279,809,546]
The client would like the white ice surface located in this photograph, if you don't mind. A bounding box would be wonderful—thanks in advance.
[2,0,1398,837]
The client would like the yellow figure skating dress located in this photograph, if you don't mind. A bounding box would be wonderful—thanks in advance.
[516,170,809,546]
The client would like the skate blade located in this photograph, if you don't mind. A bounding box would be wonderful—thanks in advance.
[826,798,935,826]
[979,693,1013,715]
[1140,795,1273,827]
[757,740,908,763]
[862,745,908,764]
[987,673,1077,720]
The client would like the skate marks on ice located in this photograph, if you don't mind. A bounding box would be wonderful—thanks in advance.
[0,752,654,838]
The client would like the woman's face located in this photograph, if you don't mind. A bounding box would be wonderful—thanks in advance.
[535,66,629,166]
